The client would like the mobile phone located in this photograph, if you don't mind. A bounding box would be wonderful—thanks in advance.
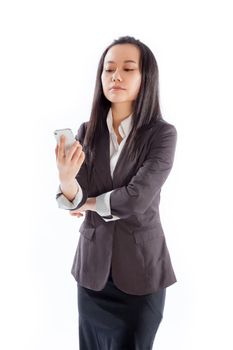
[54,128,76,155]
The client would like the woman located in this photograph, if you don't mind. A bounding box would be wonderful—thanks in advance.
[55,35,177,350]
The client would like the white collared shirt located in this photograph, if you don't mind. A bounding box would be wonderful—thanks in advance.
[56,107,133,221]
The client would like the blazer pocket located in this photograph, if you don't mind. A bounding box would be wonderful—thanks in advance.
[79,224,95,241]
[133,229,163,244]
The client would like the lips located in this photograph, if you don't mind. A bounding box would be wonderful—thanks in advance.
[109,86,126,91]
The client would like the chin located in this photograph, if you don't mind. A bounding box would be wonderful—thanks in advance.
[107,96,129,103]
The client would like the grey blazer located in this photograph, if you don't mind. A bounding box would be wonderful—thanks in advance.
[65,117,177,295]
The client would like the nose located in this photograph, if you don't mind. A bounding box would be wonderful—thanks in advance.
[111,68,122,82]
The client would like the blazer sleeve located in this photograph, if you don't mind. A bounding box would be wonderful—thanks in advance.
[108,123,177,219]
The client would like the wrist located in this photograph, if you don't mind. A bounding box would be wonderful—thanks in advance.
[93,197,96,211]
[89,197,97,211]
[60,179,79,202]
[59,177,77,187]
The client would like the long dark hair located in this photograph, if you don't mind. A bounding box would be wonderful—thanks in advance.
[83,35,163,163]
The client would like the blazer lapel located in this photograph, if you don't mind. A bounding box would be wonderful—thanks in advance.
[95,121,147,191]
[95,124,113,189]
[112,125,155,188]
[95,123,136,190]
[112,137,139,188]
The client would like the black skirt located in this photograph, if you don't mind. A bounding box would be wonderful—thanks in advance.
[77,267,166,350]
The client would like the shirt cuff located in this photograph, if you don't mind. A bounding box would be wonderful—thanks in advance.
[96,190,120,222]
[56,182,83,210]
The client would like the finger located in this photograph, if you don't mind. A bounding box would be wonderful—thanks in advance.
[55,145,58,158]
[77,151,85,169]
[72,151,85,170]
[69,209,83,214]
[69,211,83,217]
[66,141,82,162]
[72,148,85,166]
[69,211,78,215]
[57,135,66,160]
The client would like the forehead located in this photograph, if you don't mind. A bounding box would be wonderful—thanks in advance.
[104,44,140,64]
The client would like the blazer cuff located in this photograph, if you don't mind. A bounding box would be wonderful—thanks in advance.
[56,182,83,209]
[96,191,120,221]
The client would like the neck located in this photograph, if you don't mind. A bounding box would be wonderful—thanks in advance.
[111,102,133,128]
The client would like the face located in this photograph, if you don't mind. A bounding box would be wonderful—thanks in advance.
[101,44,142,106]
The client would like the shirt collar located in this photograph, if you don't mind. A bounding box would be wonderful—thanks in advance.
[106,108,133,139]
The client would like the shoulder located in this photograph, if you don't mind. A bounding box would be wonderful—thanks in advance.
[144,119,178,159]
[140,118,177,144]
[75,121,89,142]
[151,118,177,135]
[78,121,89,132]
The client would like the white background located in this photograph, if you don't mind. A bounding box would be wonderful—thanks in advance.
[0,0,233,349]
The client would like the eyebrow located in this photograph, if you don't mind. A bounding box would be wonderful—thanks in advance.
[105,60,137,64]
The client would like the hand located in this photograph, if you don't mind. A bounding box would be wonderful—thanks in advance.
[69,197,96,218]
[69,210,84,218]
[55,135,85,184]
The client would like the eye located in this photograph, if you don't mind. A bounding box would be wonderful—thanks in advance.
[104,69,134,72]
